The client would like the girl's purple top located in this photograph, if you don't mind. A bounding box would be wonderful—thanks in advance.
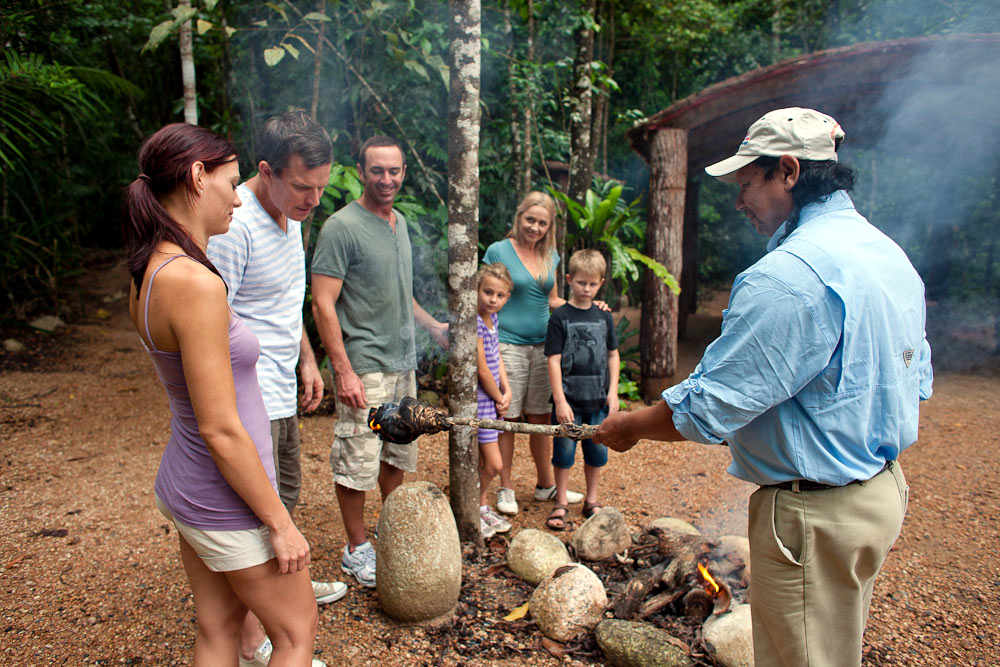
[142,255,276,530]
[477,313,502,442]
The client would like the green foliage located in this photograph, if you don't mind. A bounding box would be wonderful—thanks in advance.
[617,376,641,402]
[0,52,107,175]
[551,178,679,305]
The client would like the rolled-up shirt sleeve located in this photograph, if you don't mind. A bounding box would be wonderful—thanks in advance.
[663,267,841,444]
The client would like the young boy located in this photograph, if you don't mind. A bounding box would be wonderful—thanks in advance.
[543,249,620,530]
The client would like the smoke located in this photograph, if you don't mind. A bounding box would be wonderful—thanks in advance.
[831,7,1000,368]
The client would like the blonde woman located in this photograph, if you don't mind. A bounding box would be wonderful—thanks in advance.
[483,192,602,514]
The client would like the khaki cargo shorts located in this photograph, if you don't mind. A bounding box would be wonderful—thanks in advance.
[330,370,418,491]
[499,342,552,417]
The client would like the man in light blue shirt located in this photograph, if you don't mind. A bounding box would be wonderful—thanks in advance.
[598,108,932,666]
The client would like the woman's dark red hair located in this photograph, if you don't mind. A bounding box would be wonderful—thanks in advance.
[124,123,237,288]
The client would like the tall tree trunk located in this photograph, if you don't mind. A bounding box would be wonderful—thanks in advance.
[640,128,686,399]
[520,0,535,199]
[771,0,782,62]
[567,0,596,206]
[590,1,614,179]
[310,0,327,121]
[447,0,482,544]
[178,0,197,125]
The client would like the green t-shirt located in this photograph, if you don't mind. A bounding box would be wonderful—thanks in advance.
[311,200,416,374]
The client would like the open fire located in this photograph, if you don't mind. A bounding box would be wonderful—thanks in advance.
[607,527,744,627]
[698,562,720,595]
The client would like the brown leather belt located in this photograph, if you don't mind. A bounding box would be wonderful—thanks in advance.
[768,462,891,492]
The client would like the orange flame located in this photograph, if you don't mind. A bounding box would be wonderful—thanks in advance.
[698,562,720,596]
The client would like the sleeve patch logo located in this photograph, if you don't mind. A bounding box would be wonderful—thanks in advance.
[902,349,914,367]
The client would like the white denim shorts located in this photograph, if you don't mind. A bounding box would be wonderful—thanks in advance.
[156,495,275,572]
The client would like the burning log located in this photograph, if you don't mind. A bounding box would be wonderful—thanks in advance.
[368,397,597,443]
[613,561,669,620]
[682,588,714,620]
[637,589,685,620]
[698,562,732,616]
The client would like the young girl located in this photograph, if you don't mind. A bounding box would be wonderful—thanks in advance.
[476,264,515,537]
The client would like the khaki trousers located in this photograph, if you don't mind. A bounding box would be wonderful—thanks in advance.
[748,461,908,667]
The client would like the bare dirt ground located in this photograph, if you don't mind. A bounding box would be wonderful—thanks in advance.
[2,259,998,666]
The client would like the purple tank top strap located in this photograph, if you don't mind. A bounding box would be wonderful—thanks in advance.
[143,254,194,352]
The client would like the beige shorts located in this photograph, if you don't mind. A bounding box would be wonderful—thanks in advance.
[155,495,275,572]
[499,343,551,417]
[331,370,418,491]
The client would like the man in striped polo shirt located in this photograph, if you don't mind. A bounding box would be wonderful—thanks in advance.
[207,111,347,666]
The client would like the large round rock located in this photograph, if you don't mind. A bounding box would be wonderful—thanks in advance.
[507,528,572,584]
[703,603,753,667]
[376,481,461,624]
[530,563,607,641]
[572,507,632,561]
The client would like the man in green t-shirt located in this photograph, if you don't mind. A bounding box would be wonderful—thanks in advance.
[311,136,448,588]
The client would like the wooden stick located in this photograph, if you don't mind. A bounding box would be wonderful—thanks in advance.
[443,416,598,439]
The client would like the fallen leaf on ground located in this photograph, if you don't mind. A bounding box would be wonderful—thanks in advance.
[503,602,529,621]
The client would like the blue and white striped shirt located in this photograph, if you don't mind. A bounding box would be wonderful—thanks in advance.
[664,191,933,486]
[207,184,306,420]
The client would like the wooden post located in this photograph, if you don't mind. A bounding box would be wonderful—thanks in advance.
[446,0,482,543]
[640,128,686,399]
[679,178,700,339]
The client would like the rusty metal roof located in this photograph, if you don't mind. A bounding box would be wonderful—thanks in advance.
[627,34,1000,171]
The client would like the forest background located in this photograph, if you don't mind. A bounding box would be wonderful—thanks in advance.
[3,0,999,385]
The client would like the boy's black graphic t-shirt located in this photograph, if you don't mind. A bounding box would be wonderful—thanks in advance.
[544,304,619,412]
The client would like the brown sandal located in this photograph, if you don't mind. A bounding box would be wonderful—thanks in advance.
[545,504,569,531]
[582,501,602,519]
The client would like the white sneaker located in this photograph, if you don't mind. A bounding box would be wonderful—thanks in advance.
[496,487,518,515]
[480,506,512,534]
[480,514,497,539]
[534,485,584,504]
[341,541,376,588]
[238,637,327,666]
[311,579,348,605]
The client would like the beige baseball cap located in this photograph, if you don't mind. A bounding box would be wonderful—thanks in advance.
[705,107,845,178]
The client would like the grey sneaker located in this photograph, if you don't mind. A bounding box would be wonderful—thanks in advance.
[341,541,376,588]
[480,506,512,534]
[534,485,584,504]
[238,637,327,666]
[496,487,518,515]
[311,579,348,605]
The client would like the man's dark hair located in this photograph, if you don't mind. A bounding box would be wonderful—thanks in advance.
[755,155,855,238]
[358,135,406,170]
[257,110,332,174]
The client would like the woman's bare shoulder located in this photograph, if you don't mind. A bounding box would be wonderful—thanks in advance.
[152,256,226,299]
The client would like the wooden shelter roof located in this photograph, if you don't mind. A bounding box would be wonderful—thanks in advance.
[627,34,1000,172]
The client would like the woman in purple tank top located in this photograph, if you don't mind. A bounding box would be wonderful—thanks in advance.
[124,124,320,666]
